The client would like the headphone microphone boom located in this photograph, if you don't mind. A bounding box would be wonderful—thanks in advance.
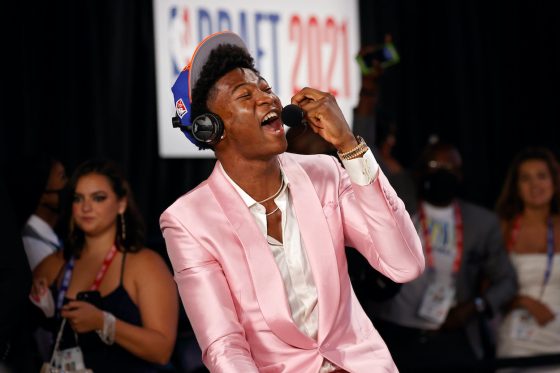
[281,104,306,128]
[172,105,303,145]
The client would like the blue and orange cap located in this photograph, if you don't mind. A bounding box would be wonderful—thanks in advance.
[171,31,248,146]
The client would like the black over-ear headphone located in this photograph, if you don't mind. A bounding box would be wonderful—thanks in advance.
[172,112,224,146]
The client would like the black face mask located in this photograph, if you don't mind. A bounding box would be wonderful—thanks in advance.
[420,169,460,206]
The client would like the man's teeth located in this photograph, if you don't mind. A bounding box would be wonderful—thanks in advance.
[262,112,278,125]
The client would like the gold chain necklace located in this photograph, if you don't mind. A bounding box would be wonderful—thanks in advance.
[257,177,284,204]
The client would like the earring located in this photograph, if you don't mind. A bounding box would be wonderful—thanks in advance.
[119,213,126,242]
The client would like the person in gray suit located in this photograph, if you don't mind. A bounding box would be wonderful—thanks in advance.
[366,141,518,372]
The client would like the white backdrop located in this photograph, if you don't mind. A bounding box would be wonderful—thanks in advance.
[154,0,361,158]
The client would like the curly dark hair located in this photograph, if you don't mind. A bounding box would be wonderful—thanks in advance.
[190,44,258,149]
[496,147,560,221]
[62,159,145,259]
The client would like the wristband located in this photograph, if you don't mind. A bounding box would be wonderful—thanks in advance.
[96,311,116,345]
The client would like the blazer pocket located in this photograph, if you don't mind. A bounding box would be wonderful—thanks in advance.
[322,201,344,249]
[322,201,339,218]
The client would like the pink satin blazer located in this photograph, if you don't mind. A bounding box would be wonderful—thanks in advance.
[160,153,424,373]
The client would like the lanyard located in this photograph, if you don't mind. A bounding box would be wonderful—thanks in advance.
[418,201,463,274]
[508,215,555,296]
[56,258,75,311]
[56,244,118,311]
[90,244,117,291]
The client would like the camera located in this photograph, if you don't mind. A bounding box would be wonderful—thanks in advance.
[356,42,400,75]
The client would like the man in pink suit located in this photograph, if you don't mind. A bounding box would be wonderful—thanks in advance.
[160,31,424,373]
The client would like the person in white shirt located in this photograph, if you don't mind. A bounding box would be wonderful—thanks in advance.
[18,156,67,365]
[22,158,66,270]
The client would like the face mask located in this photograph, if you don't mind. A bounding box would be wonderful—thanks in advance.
[420,169,460,206]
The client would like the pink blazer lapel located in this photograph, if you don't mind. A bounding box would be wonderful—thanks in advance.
[208,162,315,349]
[279,154,341,343]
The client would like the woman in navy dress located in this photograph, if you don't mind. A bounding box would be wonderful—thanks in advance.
[32,160,178,372]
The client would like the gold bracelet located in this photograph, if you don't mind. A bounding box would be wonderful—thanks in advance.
[337,136,365,157]
[337,136,369,160]
[345,146,369,160]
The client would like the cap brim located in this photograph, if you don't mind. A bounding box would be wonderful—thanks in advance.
[188,31,248,101]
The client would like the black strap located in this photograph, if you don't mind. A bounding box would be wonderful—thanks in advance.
[120,253,127,285]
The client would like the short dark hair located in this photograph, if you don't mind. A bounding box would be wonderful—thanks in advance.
[190,44,257,149]
[63,159,145,259]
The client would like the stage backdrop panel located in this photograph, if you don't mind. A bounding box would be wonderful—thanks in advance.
[154,0,360,158]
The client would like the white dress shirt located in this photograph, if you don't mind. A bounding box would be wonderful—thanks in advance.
[22,214,61,270]
[221,150,378,372]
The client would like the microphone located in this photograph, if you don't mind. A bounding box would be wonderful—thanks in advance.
[281,104,306,127]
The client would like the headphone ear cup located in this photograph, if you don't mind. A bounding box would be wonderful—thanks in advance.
[191,113,224,145]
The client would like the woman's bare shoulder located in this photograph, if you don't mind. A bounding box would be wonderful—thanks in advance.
[125,248,172,275]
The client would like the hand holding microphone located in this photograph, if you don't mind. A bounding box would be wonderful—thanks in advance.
[285,88,358,153]
[281,104,307,128]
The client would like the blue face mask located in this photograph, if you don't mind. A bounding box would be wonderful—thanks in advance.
[420,169,460,206]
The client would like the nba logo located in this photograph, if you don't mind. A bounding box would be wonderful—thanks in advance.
[169,7,194,76]
[176,98,188,118]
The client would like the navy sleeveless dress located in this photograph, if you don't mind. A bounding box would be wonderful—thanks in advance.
[54,254,156,372]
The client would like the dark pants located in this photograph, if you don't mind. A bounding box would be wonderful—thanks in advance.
[373,318,479,373]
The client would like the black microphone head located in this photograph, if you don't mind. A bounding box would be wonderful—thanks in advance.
[281,104,305,127]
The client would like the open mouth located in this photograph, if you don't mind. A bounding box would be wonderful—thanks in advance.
[261,111,284,133]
